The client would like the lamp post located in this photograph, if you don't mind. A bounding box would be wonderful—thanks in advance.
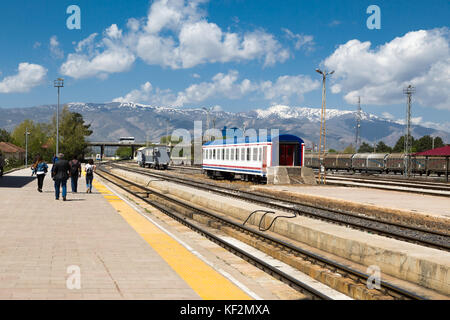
[315,68,334,184]
[54,78,64,156]
[25,128,30,167]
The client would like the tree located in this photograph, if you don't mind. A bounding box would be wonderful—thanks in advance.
[375,141,392,153]
[393,135,416,153]
[160,135,181,145]
[55,106,93,160]
[343,145,356,154]
[328,148,337,153]
[115,146,132,159]
[413,135,444,152]
[0,129,12,142]
[11,120,53,162]
[358,142,373,153]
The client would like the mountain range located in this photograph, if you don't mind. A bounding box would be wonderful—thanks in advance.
[1,102,448,150]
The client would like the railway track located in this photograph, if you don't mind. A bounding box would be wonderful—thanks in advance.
[96,164,428,300]
[322,175,450,197]
[325,173,450,188]
[170,165,450,196]
[110,163,450,252]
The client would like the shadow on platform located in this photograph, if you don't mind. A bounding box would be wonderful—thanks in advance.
[0,175,36,188]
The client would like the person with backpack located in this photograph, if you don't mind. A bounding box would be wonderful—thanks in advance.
[69,155,82,193]
[51,153,70,201]
[31,155,48,192]
[85,159,96,193]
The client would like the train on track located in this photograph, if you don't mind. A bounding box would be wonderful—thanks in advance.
[202,134,305,183]
[304,153,449,176]
[136,146,171,170]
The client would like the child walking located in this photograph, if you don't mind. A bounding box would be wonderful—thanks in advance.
[85,159,96,193]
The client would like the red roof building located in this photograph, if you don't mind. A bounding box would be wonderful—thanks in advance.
[0,142,26,161]
[413,145,450,156]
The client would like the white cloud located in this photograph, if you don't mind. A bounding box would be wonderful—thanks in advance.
[60,0,289,78]
[60,28,135,79]
[382,112,395,120]
[50,36,64,59]
[329,20,342,27]
[113,81,177,106]
[105,24,122,39]
[283,28,314,51]
[113,70,319,107]
[0,63,47,93]
[324,28,450,110]
[260,75,320,104]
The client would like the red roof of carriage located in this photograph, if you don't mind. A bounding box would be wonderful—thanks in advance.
[413,145,450,156]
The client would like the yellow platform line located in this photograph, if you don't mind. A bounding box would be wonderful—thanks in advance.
[91,177,252,300]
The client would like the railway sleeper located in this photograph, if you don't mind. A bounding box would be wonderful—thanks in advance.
[218,225,390,300]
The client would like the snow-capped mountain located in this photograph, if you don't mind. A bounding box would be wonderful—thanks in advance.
[1,102,448,150]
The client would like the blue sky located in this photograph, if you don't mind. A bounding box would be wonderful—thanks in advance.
[0,0,449,130]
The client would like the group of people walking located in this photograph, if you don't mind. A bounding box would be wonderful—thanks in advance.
[31,154,96,200]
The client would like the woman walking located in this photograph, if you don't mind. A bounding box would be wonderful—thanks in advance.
[85,159,96,193]
[32,155,48,192]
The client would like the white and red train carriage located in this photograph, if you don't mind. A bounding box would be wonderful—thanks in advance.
[202,134,305,183]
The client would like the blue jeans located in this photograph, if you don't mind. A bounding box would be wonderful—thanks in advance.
[86,175,93,192]
[71,175,79,192]
[54,179,67,199]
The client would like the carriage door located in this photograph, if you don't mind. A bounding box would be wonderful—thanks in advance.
[262,146,268,171]
[280,144,295,166]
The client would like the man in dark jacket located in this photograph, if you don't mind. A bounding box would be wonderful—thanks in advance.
[52,153,71,201]
[69,155,81,193]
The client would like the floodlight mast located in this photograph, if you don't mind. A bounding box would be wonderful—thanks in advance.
[54,78,64,156]
[315,69,334,184]
[403,85,415,178]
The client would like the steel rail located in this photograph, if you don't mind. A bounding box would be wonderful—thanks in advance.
[110,163,450,251]
[98,165,427,300]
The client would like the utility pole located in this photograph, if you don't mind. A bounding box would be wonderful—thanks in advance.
[403,85,415,178]
[54,78,64,156]
[316,68,334,184]
[355,96,361,151]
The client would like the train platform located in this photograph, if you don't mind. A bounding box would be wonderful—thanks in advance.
[0,167,281,300]
[253,184,450,221]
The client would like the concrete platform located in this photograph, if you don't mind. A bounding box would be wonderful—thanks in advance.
[253,185,450,220]
[0,168,253,300]
[111,168,450,297]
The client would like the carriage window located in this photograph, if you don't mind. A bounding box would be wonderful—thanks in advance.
[241,148,245,161]
[252,147,257,161]
[258,148,262,161]
[247,148,251,161]
[225,148,229,160]
[213,149,216,159]
[236,148,239,160]
[230,148,234,161]
[222,149,225,160]
[208,150,211,160]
